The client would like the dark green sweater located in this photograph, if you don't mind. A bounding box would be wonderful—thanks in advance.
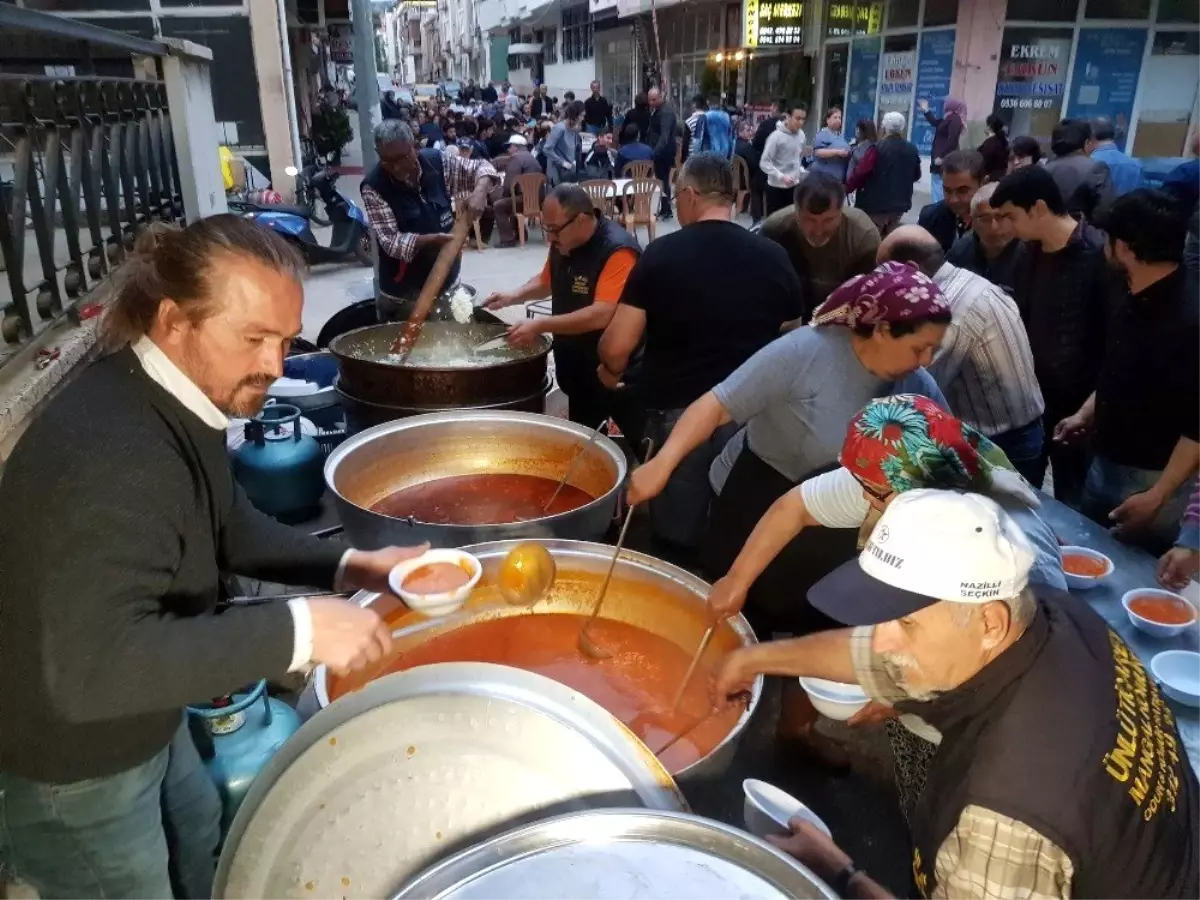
[0,348,346,782]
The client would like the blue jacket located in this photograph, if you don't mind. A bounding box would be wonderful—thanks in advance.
[1089,143,1142,197]
[700,109,735,159]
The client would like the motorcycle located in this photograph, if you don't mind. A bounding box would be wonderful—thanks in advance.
[234,166,372,268]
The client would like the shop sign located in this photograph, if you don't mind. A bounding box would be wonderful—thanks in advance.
[746,0,804,48]
[328,25,353,64]
[911,30,955,155]
[1066,28,1147,151]
[995,38,1070,111]
[745,103,776,125]
[878,50,914,130]
[845,38,881,138]
[826,2,882,38]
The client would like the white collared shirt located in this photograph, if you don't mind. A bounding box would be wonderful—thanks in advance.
[132,336,346,671]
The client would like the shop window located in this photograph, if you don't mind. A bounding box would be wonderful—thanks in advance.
[1006,0,1079,21]
[823,42,849,111]
[544,27,558,64]
[726,3,742,47]
[879,34,917,135]
[1158,0,1200,23]
[886,0,919,29]
[922,0,957,28]
[991,27,1073,147]
[562,5,594,61]
[1132,31,1200,157]
[1084,0,1150,18]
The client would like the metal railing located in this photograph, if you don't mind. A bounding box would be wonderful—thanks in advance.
[0,9,183,367]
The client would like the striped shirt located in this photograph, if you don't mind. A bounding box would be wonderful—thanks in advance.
[360,151,498,263]
[926,263,1044,437]
[850,627,1076,899]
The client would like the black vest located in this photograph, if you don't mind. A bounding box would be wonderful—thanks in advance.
[362,151,459,299]
[899,591,1197,900]
[855,136,920,216]
[548,217,640,396]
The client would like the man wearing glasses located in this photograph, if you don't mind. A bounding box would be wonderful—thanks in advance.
[484,183,643,442]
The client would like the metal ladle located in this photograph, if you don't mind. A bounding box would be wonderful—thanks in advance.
[540,419,607,515]
[495,541,558,606]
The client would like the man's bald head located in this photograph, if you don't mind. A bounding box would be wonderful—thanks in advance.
[648,87,663,108]
[877,225,945,277]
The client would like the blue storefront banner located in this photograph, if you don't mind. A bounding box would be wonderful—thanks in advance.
[1067,27,1147,151]
[845,38,882,140]
[911,29,956,156]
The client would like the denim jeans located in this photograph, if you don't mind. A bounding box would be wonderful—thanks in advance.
[1081,455,1192,555]
[930,172,944,203]
[0,715,221,899]
[989,418,1045,489]
[643,409,740,551]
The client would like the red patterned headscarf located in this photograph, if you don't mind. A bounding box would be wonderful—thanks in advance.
[810,261,950,329]
[840,394,1035,505]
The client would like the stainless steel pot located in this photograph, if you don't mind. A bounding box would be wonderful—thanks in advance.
[324,411,627,549]
[312,539,763,780]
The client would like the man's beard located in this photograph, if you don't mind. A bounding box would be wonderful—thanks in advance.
[880,652,941,701]
[221,375,275,416]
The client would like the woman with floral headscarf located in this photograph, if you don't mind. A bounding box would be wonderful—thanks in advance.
[708,395,1066,625]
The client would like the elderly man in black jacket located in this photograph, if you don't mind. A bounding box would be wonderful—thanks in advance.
[645,86,679,219]
[0,216,426,899]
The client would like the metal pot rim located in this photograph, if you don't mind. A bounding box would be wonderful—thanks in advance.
[312,538,763,778]
[323,410,629,531]
[328,322,552,374]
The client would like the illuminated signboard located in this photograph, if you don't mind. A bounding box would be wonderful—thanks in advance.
[825,2,882,38]
[745,0,803,48]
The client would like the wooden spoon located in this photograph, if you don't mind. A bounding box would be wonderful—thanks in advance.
[387,212,474,359]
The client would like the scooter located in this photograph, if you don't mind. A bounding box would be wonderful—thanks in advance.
[234,167,372,267]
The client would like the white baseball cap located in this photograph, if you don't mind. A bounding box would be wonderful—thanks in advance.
[808,489,1036,626]
[508,134,528,146]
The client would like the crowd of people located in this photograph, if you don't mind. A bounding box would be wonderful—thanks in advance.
[463,99,1199,895]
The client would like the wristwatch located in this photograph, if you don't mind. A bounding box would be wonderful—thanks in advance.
[830,861,860,898]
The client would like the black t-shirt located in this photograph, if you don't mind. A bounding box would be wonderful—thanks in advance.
[619,219,805,410]
[1093,266,1200,470]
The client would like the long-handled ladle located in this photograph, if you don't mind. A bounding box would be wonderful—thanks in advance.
[540,419,607,515]
[578,439,654,660]
[668,625,716,713]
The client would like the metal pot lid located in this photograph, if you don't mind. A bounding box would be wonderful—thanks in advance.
[393,809,838,900]
[215,663,684,899]
[328,322,550,370]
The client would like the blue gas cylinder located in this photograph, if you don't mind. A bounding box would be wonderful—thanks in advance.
[233,403,324,522]
[187,680,301,832]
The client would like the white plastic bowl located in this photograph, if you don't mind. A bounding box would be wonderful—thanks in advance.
[1151,650,1200,708]
[388,549,482,616]
[1121,588,1197,639]
[742,778,831,840]
[1060,545,1113,591]
[797,677,869,721]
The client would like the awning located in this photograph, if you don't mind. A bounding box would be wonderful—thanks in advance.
[507,42,544,54]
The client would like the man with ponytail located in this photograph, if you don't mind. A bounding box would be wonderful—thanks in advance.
[0,215,427,898]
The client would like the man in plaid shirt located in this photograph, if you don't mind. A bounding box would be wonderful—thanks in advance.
[361,120,497,319]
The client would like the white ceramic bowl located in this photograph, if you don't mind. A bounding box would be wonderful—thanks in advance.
[1060,545,1113,591]
[1121,588,1197,639]
[388,549,483,616]
[742,778,831,840]
[1151,650,1200,708]
[797,677,869,721]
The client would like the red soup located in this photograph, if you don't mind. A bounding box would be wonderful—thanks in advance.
[1063,553,1109,577]
[403,562,471,595]
[1128,594,1195,625]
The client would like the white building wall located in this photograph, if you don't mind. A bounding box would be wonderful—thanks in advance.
[543,59,596,98]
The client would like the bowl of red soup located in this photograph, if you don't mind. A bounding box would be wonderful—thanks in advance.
[389,549,483,616]
[1060,546,1113,590]
[1122,589,1197,639]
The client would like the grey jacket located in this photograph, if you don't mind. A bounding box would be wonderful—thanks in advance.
[760,120,806,188]
[1045,152,1114,222]
[544,122,579,186]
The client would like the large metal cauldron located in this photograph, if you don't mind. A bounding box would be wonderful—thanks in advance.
[324,411,627,549]
[329,321,551,413]
[311,539,764,780]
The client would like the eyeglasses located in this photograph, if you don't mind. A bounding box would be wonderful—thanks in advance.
[543,211,583,237]
[855,477,892,503]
